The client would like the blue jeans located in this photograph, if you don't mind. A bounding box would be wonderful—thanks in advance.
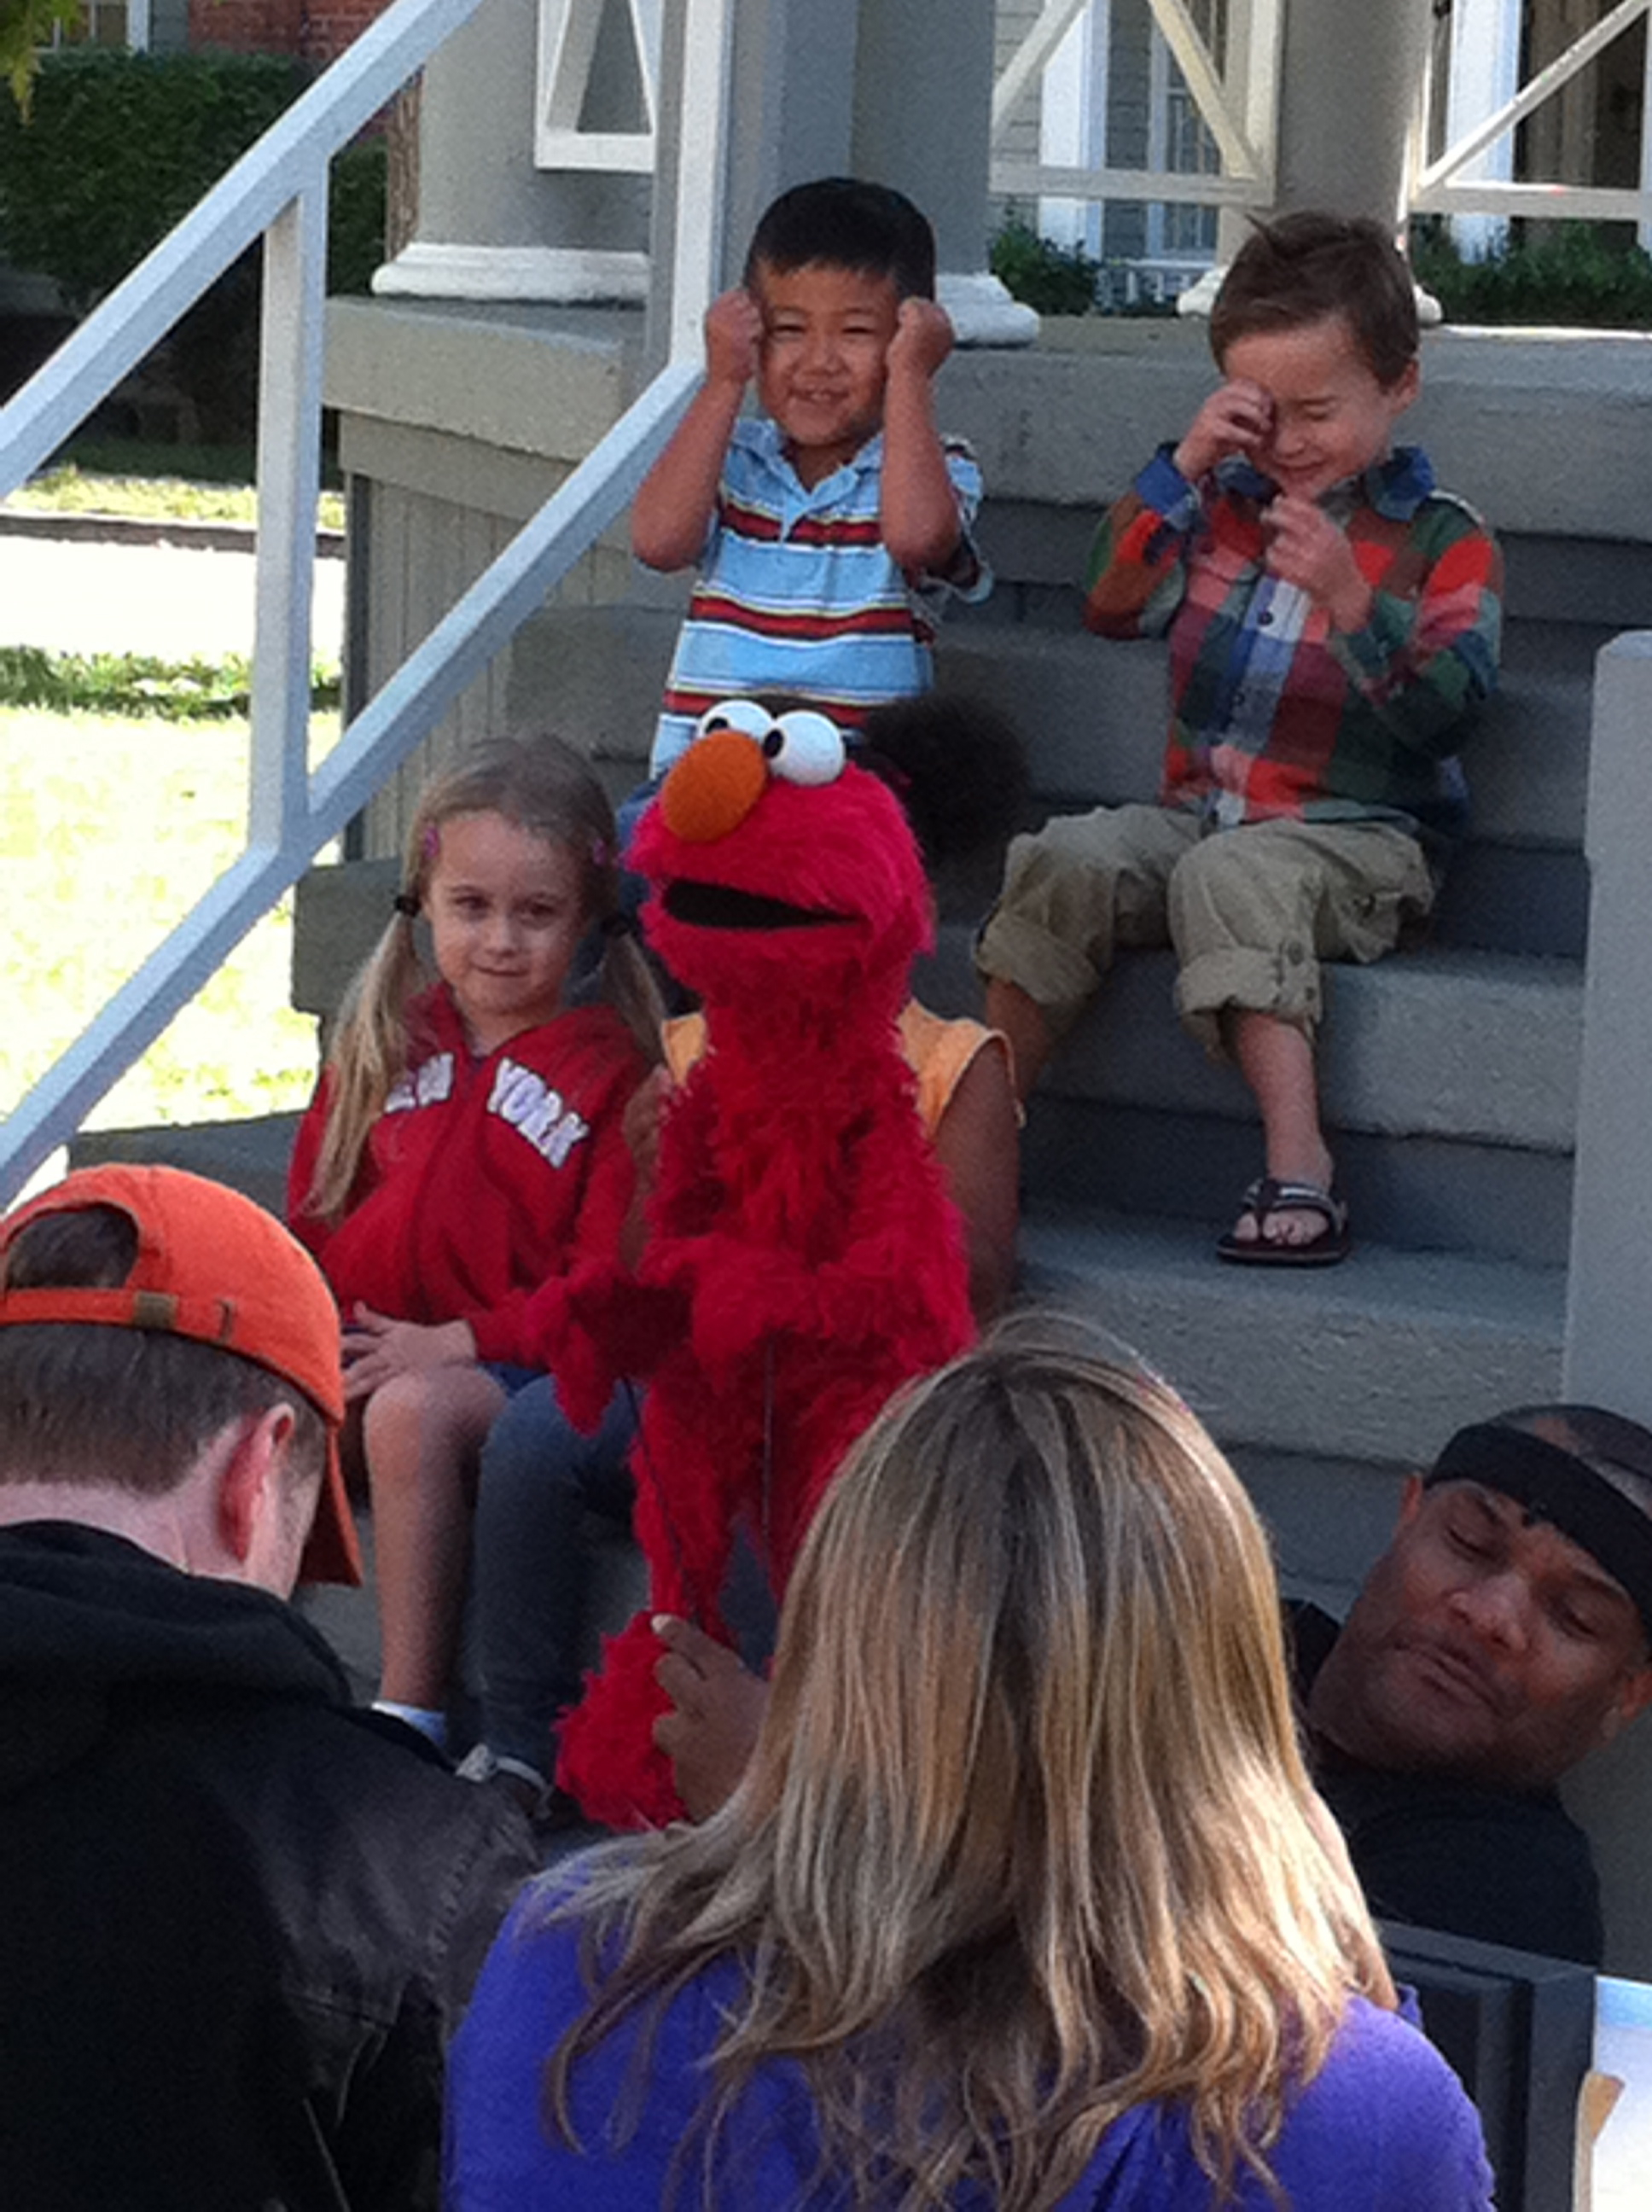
[471,1377,637,1773]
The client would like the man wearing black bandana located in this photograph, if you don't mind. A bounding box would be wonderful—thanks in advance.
[1294,1405,1652,1964]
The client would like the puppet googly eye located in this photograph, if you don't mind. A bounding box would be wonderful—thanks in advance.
[761,709,846,787]
[693,698,772,745]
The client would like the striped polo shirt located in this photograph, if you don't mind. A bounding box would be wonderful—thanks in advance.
[649,416,990,776]
[1085,445,1503,843]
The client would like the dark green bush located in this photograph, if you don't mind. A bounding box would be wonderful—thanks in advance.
[329,138,388,298]
[1409,219,1652,329]
[0,51,387,440]
[991,218,1102,316]
[0,49,309,306]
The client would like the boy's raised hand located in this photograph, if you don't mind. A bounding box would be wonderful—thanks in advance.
[1263,495,1375,632]
[703,286,763,391]
[1172,375,1273,483]
[886,295,955,384]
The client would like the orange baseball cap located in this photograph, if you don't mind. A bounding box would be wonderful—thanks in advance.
[0,1163,360,1586]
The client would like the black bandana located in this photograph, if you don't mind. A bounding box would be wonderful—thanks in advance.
[1427,1422,1652,1647]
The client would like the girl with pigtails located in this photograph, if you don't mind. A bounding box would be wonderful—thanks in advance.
[287,736,661,1756]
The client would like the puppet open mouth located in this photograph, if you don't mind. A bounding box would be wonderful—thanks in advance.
[662,879,851,931]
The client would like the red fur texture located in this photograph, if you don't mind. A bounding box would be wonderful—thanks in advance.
[551,740,975,1825]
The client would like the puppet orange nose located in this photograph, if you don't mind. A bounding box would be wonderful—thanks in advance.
[660,727,768,842]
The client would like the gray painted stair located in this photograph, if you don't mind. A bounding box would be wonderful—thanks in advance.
[1021,1213,1563,1467]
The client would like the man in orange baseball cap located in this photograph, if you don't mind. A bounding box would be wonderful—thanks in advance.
[0,1164,536,2209]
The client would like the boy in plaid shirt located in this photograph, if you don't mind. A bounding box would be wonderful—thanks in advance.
[976,212,1502,1264]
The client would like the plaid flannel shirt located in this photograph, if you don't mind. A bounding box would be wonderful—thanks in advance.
[1084,445,1503,843]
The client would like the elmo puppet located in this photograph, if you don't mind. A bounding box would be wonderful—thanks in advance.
[552,697,976,1825]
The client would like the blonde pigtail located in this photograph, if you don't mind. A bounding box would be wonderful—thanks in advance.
[305,901,428,1222]
[594,926,666,1069]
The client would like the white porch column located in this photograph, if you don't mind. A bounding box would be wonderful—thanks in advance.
[1274,0,1433,230]
[643,0,860,364]
[375,0,652,303]
[852,0,1036,345]
[1563,630,1652,1979]
[1565,631,1652,1422]
[1445,0,1520,259]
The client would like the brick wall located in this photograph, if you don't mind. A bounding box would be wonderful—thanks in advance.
[188,0,391,65]
[300,0,388,65]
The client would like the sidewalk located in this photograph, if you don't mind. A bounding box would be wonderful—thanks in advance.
[0,522,345,661]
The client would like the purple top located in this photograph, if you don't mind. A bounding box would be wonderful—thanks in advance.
[446,1880,1495,2209]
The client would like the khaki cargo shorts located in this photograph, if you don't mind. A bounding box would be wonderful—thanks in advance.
[974,803,1434,1055]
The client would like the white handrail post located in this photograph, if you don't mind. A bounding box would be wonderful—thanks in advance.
[1145,0,1262,181]
[1416,0,1650,198]
[667,0,734,362]
[1217,0,1283,254]
[250,172,329,853]
[990,0,1092,143]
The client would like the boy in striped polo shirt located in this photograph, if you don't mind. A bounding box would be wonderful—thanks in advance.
[977,212,1502,1266]
[631,177,990,780]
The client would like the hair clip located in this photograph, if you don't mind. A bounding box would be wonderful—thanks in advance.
[422,825,441,859]
[598,911,637,940]
[393,892,420,918]
[590,837,614,870]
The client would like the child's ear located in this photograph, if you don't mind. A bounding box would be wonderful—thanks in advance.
[1387,358,1422,413]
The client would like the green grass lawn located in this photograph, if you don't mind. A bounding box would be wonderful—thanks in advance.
[2,705,335,1135]
[9,462,346,533]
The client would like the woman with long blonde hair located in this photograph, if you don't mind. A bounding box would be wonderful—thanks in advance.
[446,1314,1492,2208]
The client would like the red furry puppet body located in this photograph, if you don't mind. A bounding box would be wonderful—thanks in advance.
[550,700,974,1826]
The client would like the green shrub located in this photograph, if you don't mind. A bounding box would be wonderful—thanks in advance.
[991,217,1102,316]
[1410,219,1652,329]
[0,51,387,440]
[0,643,340,719]
[329,137,388,298]
[0,49,308,306]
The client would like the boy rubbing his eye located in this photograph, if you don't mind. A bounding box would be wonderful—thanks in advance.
[977,211,1502,1266]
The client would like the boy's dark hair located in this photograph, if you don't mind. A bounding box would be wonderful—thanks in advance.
[858,694,1027,871]
[0,1204,329,1499]
[1209,211,1419,388]
[745,177,936,301]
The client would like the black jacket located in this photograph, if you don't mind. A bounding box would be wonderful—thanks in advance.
[0,1522,539,2211]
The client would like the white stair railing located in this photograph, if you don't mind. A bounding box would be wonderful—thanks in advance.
[0,0,734,1207]
[1411,0,1652,228]
[990,0,1283,219]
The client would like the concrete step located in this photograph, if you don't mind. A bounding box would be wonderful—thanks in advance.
[975,494,1652,633]
[1021,1100,1572,1267]
[1231,1445,1411,1614]
[922,931,1579,1150]
[1020,1210,1563,1469]
[69,1114,301,1216]
[506,601,677,777]
[917,929,1579,1264]
[939,620,1593,859]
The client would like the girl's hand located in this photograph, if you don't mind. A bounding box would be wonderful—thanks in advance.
[1172,376,1273,482]
[1263,495,1374,632]
[340,1305,476,1402]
